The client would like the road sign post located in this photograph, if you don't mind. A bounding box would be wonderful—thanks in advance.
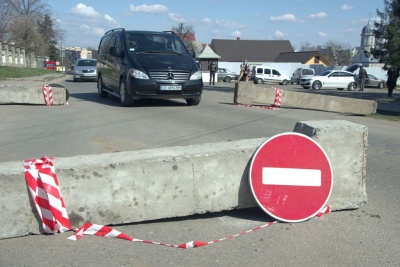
[249,132,333,222]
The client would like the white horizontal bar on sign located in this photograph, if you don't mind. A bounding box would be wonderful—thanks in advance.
[262,167,321,187]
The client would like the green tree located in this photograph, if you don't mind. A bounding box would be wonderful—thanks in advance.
[5,0,64,62]
[370,0,400,69]
[37,14,58,61]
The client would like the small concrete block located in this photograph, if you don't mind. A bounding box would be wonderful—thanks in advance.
[293,120,367,210]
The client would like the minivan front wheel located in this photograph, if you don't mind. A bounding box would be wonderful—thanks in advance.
[186,95,201,106]
[119,79,134,106]
[97,75,108,97]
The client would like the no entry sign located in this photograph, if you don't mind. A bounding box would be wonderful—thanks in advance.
[249,132,333,222]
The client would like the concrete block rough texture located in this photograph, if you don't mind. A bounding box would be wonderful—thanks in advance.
[293,120,368,210]
[234,83,377,114]
[0,139,263,239]
[0,85,67,105]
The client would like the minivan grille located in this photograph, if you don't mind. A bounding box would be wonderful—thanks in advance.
[149,71,189,81]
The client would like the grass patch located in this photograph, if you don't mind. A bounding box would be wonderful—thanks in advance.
[369,112,400,121]
[0,66,55,81]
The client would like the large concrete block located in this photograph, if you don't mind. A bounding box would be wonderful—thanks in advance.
[0,120,368,239]
[0,139,262,239]
[293,120,368,210]
[0,83,68,105]
[234,82,377,115]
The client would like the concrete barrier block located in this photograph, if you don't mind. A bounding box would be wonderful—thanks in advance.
[0,84,68,105]
[293,120,368,210]
[234,83,377,114]
[0,120,368,239]
[0,139,262,239]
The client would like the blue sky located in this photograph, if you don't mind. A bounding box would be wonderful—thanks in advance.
[50,0,385,50]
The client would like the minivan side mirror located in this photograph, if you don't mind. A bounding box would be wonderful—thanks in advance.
[189,50,196,58]
[109,46,121,57]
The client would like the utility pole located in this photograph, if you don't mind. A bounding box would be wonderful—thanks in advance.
[61,41,64,72]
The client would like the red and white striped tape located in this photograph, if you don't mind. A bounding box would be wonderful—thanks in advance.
[67,205,330,249]
[42,85,54,106]
[68,221,278,249]
[23,156,331,247]
[235,103,279,110]
[272,87,282,107]
[24,157,72,233]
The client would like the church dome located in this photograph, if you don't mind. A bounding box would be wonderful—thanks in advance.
[361,22,374,36]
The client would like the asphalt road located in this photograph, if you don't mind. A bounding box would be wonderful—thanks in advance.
[1,76,400,266]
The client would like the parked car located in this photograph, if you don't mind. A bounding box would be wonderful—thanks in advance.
[291,68,315,84]
[97,28,203,106]
[217,68,236,82]
[253,66,290,85]
[73,59,97,82]
[355,74,386,88]
[346,64,386,88]
[300,70,357,91]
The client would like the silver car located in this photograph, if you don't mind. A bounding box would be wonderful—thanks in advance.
[217,68,237,82]
[73,59,97,82]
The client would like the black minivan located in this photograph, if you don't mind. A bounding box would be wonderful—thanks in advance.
[97,28,203,106]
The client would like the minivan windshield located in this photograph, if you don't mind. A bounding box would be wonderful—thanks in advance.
[126,32,188,55]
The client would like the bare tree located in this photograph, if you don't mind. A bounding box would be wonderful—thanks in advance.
[321,40,351,66]
[171,22,196,50]
[5,0,49,20]
[4,0,65,65]
[0,0,13,41]
[299,41,318,51]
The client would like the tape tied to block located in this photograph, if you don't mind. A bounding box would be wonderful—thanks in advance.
[23,156,330,248]
[42,85,54,106]
[24,156,72,233]
[236,87,282,110]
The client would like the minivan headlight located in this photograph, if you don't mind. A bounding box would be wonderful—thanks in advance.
[128,68,149,79]
[190,70,202,80]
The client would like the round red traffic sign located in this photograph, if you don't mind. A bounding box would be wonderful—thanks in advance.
[249,132,333,222]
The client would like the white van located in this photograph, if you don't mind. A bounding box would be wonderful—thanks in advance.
[290,68,315,84]
[253,66,290,85]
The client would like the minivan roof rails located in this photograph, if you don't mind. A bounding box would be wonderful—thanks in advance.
[162,31,177,35]
[104,28,125,35]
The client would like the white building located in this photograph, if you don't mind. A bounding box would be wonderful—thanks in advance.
[352,21,383,67]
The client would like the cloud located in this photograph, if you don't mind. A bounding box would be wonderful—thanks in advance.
[341,4,354,11]
[70,3,101,18]
[79,24,105,36]
[104,14,117,24]
[318,32,327,37]
[92,27,105,36]
[129,4,168,14]
[274,30,285,38]
[202,17,213,24]
[231,31,241,38]
[308,12,327,19]
[215,19,245,29]
[168,13,185,23]
[270,14,296,22]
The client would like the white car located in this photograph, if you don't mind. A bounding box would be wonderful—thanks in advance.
[254,66,290,85]
[300,70,357,91]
